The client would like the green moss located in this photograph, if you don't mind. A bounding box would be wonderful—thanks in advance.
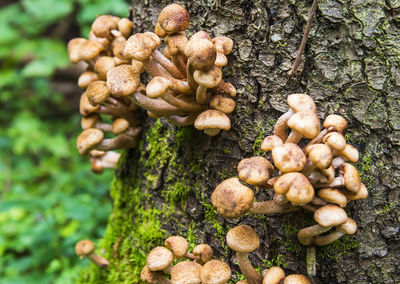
[360,152,374,183]
[317,235,360,261]
[252,122,266,156]
[278,223,302,255]
[376,201,397,215]
[261,254,288,269]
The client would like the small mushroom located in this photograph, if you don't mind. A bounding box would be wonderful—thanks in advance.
[141,265,171,284]
[226,225,262,284]
[314,217,357,246]
[194,110,231,136]
[286,112,320,144]
[318,163,361,193]
[317,188,347,208]
[78,71,98,89]
[75,240,109,268]
[191,244,214,264]
[274,173,314,206]
[237,156,273,186]
[210,95,236,114]
[157,4,190,34]
[262,266,285,284]
[146,246,174,272]
[89,150,121,174]
[301,144,333,177]
[283,274,311,284]
[171,261,202,284]
[272,143,306,173]
[260,135,283,152]
[165,236,189,258]
[106,64,140,96]
[201,260,232,284]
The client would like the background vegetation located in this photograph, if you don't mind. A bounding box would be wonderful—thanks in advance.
[0,0,130,282]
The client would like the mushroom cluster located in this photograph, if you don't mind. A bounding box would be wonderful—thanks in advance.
[227,225,311,284]
[141,235,232,284]
[211,93,367,275]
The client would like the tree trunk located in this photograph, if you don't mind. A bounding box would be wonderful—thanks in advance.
[77,0,400,283]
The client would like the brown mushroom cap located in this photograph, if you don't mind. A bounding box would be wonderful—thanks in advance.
[237,156,273,185]
[193,66,222,88]
[305,144,333,169]
[75,240,95,257]
[226,225,260,253]
[91,15,117,38]
[158,4,190,34]
[212,36,234,55]
[86,81,111,106]
[210,95,236,114]
[185,37,217,71]
[260,135,283,151]
[81,114,101,129]
[323,114,348,133]
[344,183,368,200]
[201,260,232,284]
[284,274,311,284]
[342,163,361,193]
[146,76,173,98]
[274,172,314,206]
[106,65,140,96]
[314,204,348,227]
[340,144,359,163]
[118,18,133,38]
[272,143,306,173]
[124,33,157,61]
[211,177,254,219]
[112,118,130,135]
[262,266,285,284]
[171,261,202,284]
[68,38,86,63]
[322,132,346,151]
[317,188,347,208]
[78,40,104,61]
[78,71,99,89]
[95,56,116,80]
[194,110,231,136]
[80,92,100,116]
[287,93,317,113]
[192,244,213,264]
[337,217,357,235]
[165,236,189,258]
[287,112,321,139]
[165,32,188,55]
[77,128,104,155]
[146,246,174,271]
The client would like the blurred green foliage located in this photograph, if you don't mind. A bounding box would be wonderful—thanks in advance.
[0,0,130,283]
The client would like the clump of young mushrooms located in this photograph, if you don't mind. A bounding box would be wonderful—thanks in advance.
[141,235,231,284]
[227,225,311,284]
[211,93,368,277]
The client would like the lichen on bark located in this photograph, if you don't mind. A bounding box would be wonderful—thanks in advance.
[77,1,400,283]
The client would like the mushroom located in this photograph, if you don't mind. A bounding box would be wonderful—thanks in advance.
[165,236,189,258]
[157,4,190,34]
[262,266,285,284]
[191,244,214,264]
[91,15,118,38]
[193,65,222,104]
[211,177,299,219]
[201,260,232,284]
[260,135,283,152]
[286,112,321,144]
[305,114,348,147]
[271,143,306,173]
[89,150,121,174]
[226,225,262,284]
[317,188,347,208]
[78,71,98,89]
[194,110,231,136]
[237,156,273,186]
[274,173,314,206]
[146,246,174,272]
[75,240,109,268]
[317,163,361,193]
[314,217,357,246]
[301,144,333,177]
[141,265,171,284]
[283,274,311,284]
[106,64,140,96]
[273,94,316,141]
[170,261,202,284]
[117,18,133,38]
[210,95,236,114]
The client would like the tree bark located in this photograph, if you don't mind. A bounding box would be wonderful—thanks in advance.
[77,1,400,283]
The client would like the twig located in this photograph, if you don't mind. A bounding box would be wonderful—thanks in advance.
[288,0,319,77]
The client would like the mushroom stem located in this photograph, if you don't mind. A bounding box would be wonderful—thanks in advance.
[152,50,185,79]
[301,159,317,177]
[314,231,345,246]
[304,127,334,148]
[298,224,332,246]
[332,156,345,168]
[249,201,300,214]
[285,129,303,144]
[186,60,198,89]
[196,85,211,105]
[315,176,344,189]
[130,91,187,116]
[273,109,294,142]
[98,151,121,168]
[162,90,205,112]
[87,252,110,268]
[172,53,187,75]
[302,204,321,212]
[273,193,289,205]
[287,0,319,77]
[237,252,262,284]
[306,246,317,277]
[97,98,140,125]
[167,114,198,126]
[95,127,141,151]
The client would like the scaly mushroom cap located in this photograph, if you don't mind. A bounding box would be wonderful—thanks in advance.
[95,56,116,80]
[146,76,173,98]
[193,244,213,263]
[78,40,104,61]
[305,144,333,169]
[272,143,306,173]
[194,110,231,135]
[212,36,234,55]
[165,32,188,55]
[158,4,190,34]
[342,163,361,193]
[112,36,128,59]
[146,246,174,271]
[314,204,348,227]
[80,92,99,116]
[86,81,111,106]
[124,33,158,61]
[323,114,348,133]
[171,261,202,284]
[106,65,140,96]
[118,18,133,38]
[81,114,101,129]
[287,112,321,139]
[322,132,346,151]
[211,177,254,219]
[112,118,129,135]
[131,59,145,73]
[260,135,283,151]
[340,144,359,163]
[317,188,347,208]
[274,173,314,206]
[75,240,95,257]
[68,38,86,63]
[262,266,285,284]
[284,274,311,284]
[78,71,98,89]
[193,66,222,88]
[226,225,260,253]
[91,15,118,38]
[201,260,232,284]
[210,95,236,114]
[185,37,217,71]
[237,156,273,185]
[141,265,164,284]
[77,128,104,155]
[89,30,111,48]
[165,236,189,258]
[287,93,317,113]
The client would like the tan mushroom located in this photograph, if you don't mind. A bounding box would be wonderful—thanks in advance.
[237,156,273,186]
[201,260,231,284]
[194,110,231,136]
[75,240,109,268]
[170,261,202,284]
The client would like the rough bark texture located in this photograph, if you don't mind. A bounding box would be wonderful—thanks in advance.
[77,0,400,283]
